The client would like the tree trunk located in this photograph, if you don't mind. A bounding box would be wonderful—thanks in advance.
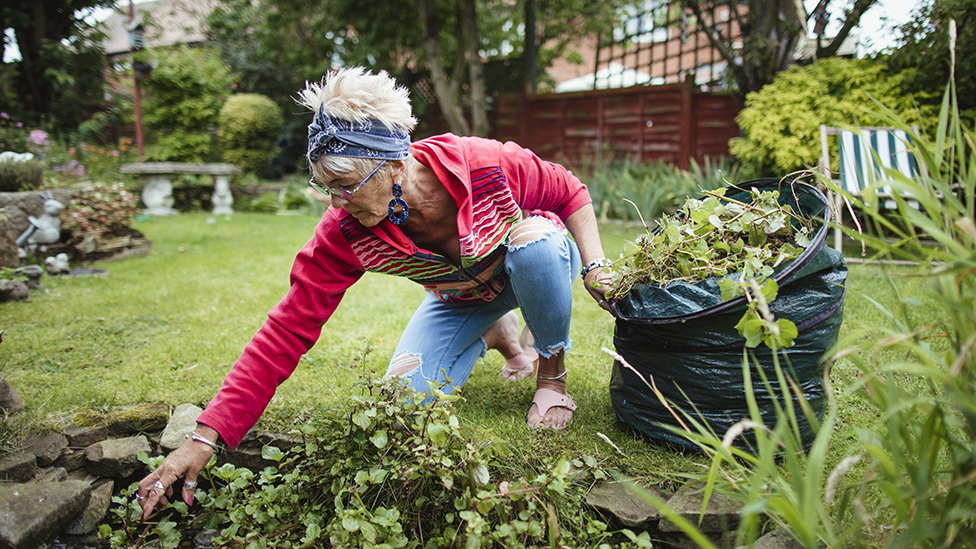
[460,0,488,136]
[417,0,470,135]
[816,0,876,57]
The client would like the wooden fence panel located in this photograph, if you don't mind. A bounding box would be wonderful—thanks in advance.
[487,81,741,171]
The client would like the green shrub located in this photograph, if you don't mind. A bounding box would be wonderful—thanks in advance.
[730,57,917,176]
[218,94,283,176]
[142,46,234,162]
[0,159,44,191]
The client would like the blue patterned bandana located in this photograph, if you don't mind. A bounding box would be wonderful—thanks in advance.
[307,104,411,163]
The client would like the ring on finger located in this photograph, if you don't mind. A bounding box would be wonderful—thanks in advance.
[184,480,197,490]
[153,480,165,492]
[135,494,146,501]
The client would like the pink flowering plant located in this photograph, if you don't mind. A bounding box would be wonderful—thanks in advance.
[27,130,50,155]
[0,112,28,153]
[47,138,134,186]
[62,182,139,236]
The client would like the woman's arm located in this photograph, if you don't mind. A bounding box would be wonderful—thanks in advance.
[564,203,612,311]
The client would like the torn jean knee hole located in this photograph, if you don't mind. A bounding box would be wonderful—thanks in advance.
[507,220,557,251]
[389,353,422,376]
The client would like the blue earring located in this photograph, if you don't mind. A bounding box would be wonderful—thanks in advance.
[388,182,408,225]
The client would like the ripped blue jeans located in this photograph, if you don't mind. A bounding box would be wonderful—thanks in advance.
[386,217,581,396]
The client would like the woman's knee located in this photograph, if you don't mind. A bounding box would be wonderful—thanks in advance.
[388,352,422,377]
[507,217,558,250]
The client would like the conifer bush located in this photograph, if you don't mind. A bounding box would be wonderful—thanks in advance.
[0,159,44,192]
[217,94,283,177]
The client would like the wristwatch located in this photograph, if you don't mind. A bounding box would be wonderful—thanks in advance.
[580,258,611,278]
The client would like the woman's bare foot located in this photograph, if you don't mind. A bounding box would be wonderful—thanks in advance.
[527,350,575,429]
[483,311,523,359]
[485,312,538,381]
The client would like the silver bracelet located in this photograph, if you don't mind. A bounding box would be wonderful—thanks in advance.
[537,369,568,381]
[581,258,611,278]
[185,431,221,453]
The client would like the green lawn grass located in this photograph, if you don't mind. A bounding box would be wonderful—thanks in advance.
[0,212,934,482]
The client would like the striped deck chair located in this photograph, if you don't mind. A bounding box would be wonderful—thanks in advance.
[818,124,929,251]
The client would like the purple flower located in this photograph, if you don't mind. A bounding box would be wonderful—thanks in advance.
[69,160,78,168]
[16,122,23,127]
[0,112,8,119]
[29,130,49,145]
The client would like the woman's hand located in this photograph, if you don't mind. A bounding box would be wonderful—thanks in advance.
[136,424,217,520]
[583,266,613,312]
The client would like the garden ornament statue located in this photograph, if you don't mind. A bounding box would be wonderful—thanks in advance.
[16,191,64,247]
[45,253,70,276]
[0,151,35,163]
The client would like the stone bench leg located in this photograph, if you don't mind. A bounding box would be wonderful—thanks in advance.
[212,174,234,215]
[141,174,178,216]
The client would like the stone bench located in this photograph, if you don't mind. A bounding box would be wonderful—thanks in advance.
[120,162,241,216]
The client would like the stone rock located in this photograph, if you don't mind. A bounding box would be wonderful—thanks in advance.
[63,480,114,536]
[52,533,111,549]
[66,468,98,484]
[53,448,86,473]
[0,452,37,483]
[220,445,275,472]
[84,435,151,478]
[0,480,91,549]
[13,265,42,289]
[73,403,169,435]
[658,485,741,533]
[739,528,805,549]
[159,403,203,452]
[0,279,28,302]
[35,466,67,483]
[23,432,68,467]
[585,480,664,529]
[662,530,737,549]
[0,214,18,269]
[257,431,297,453]
[0,374,24,414]
[194,528,219,548]
[64,425,109,448]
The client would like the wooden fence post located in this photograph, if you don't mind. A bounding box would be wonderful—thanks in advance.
[679,77,693,170]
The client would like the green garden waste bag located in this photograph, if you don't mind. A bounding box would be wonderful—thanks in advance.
[608,179,847,451]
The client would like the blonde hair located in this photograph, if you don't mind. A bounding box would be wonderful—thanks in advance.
[298,68,417,181]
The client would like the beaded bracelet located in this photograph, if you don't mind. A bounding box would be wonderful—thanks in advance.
[185,431,222,453]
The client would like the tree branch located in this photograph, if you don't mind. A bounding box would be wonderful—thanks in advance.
[817,0,877,57]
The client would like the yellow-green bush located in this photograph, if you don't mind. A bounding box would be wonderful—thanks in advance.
[730,57,918,176]
[217,94,283,176]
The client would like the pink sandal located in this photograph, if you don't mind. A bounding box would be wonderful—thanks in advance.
[528,388,577,430]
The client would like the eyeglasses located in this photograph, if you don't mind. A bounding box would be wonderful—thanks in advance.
[309,159,387,201]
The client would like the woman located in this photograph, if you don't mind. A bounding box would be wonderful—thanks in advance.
[137,67,612,518]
